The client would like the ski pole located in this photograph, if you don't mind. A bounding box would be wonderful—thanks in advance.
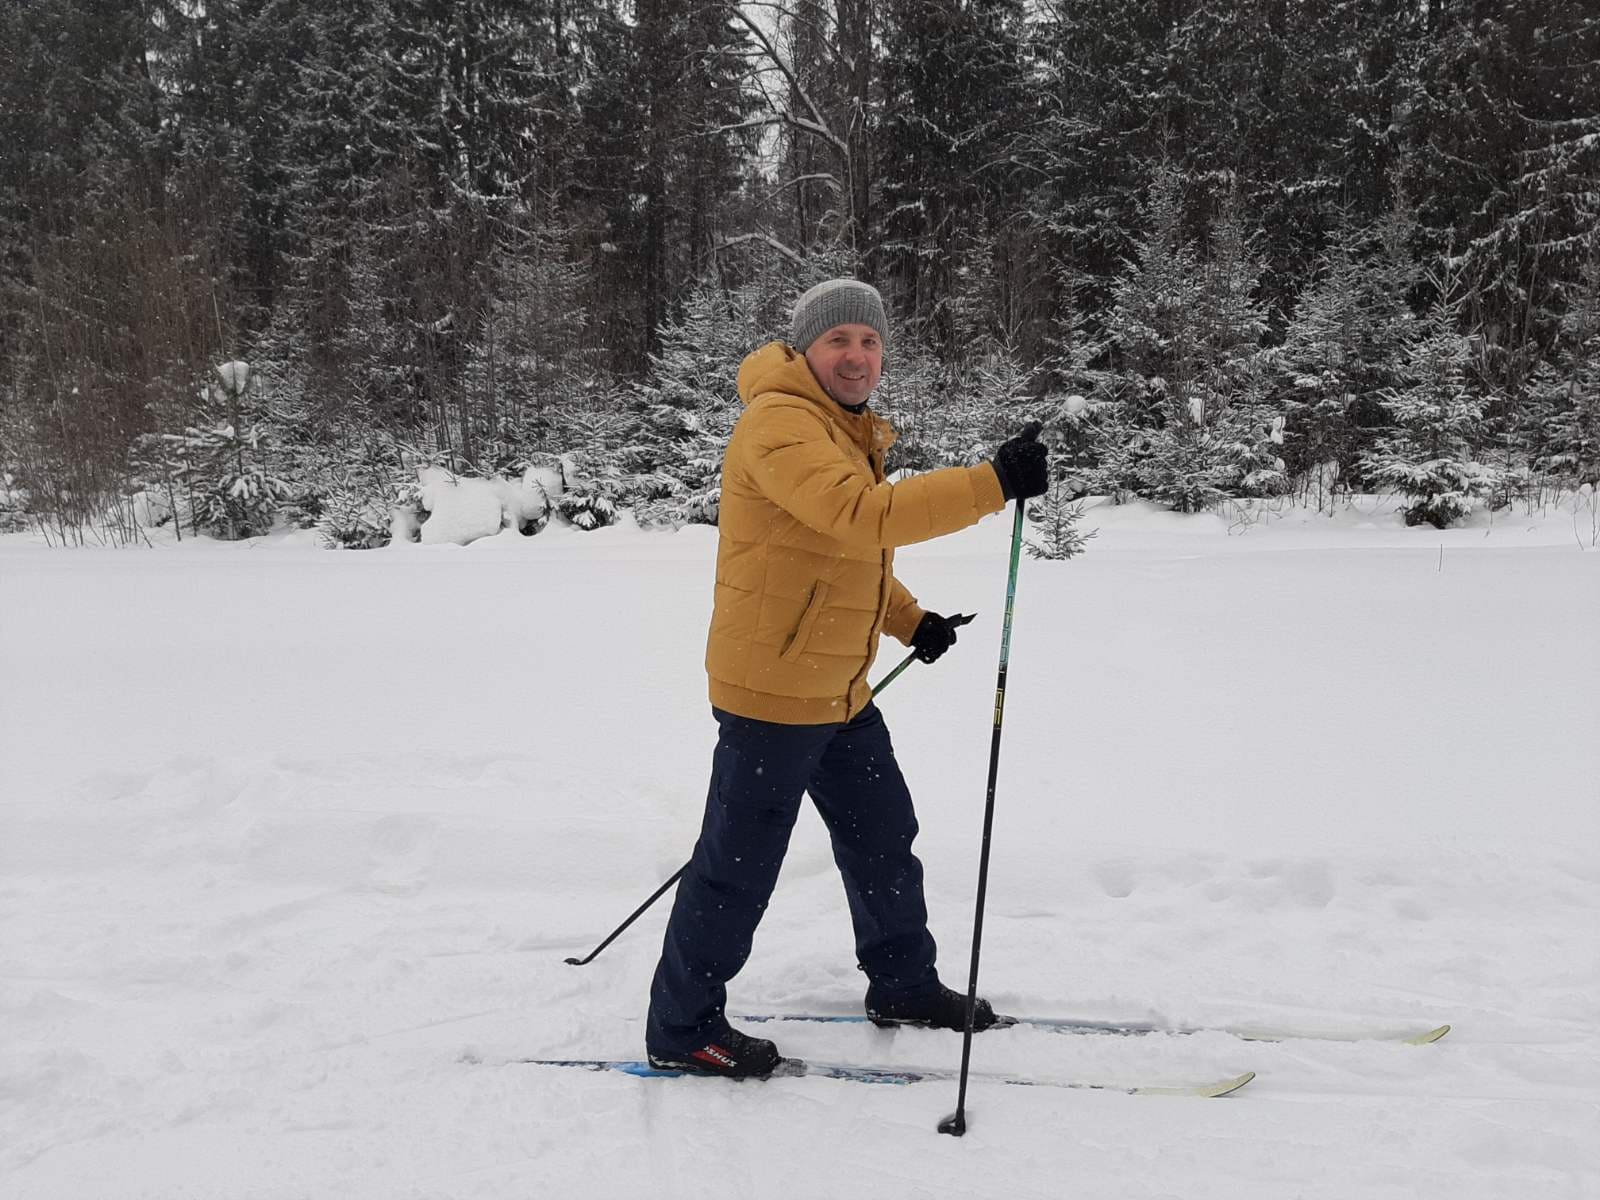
[563,865,687,966]
[938,420,1039,1138]
[562,614,976,968]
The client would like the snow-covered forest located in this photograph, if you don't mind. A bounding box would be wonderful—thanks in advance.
[2,0,1598,546]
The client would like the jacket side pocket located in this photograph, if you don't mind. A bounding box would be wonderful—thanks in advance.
[779,581,831,662]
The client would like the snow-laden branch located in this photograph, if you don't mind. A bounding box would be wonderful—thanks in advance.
[715,231,805,265]
[729,6,848,162]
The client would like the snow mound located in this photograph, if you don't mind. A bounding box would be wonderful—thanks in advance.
[415,466,563,546]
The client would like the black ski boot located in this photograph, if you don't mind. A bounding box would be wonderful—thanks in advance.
[865,983,1005,1032]
[647,1026,786,1078]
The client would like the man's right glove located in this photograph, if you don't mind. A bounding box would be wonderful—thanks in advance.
[910,611,958,664]
[991,430,1049,501]
[909,611,977,664]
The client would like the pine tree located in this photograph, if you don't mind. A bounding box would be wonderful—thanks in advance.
[574,0,756,369]
[1099,163,1214,509]
[763,0,867,260]
[0,0,235,538]
[1406,0,1600,396]
[1195,184,1282,498]
[1023,0,1181,288]
[462,218,592,461]
[1097,164,1283,510]
[876,0,1029,356]
[624,276,770,527]
[1528,240,1600,493]
[1277,210,1367,490]
[1361,288,1498,528]
[1025,483,1097,561]
[1276,191,1417,492]
[571,0,649,369]
[873,316,951,475]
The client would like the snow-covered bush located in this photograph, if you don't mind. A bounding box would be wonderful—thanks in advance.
[412,463,563,545]
[129,488,174,529]
[316,481,394,549]
[493,471,554,533]
[417,469,505,545]
[555,459,623,531]
[0,470,29,532]
[624,404,723,529]
[390,506,422,544]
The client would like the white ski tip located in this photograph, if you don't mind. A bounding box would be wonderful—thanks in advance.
[1132,1070,1255,1098]
[1404,1024,1452,1045]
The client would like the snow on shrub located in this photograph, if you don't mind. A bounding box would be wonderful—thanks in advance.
[130,489,173,529]
[417,470,504,545]
[316,484,393,550]
[0,470,29,531]
[414,464,563,546]
[553,457,622,531]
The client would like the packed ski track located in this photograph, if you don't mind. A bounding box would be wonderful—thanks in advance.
[3,497,1598,1199]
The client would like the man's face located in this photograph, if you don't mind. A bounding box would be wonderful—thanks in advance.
[804,323,883,408]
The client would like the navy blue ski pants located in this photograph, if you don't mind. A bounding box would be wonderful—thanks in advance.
[646,702,940,1055]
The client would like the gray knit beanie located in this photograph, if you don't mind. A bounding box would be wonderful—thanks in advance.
[790,279,888,353]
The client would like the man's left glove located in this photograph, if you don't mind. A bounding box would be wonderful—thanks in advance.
[910,611,962,664]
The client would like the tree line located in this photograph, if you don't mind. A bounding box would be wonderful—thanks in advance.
[0,0,1596,544]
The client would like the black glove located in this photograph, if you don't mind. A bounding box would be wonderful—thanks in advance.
[991,425,1049,501]
[910,611,966,664]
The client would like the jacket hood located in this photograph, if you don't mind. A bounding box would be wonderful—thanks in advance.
[736,340,897,454]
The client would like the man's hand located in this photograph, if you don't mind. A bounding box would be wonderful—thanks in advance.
[991,426,1049,501]
[910,611,975,664]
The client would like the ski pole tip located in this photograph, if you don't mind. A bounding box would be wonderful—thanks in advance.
[937,1111,967,1137]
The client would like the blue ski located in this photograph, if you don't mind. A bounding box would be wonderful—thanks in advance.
[736,1011,1451,1045]
[519,1056,1255,1098]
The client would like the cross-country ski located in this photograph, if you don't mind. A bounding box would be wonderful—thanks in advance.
[521,1056,1257,1098]
[738,1011,1453,1045]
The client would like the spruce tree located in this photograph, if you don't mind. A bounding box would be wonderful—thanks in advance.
[624,276,766,527]
[876,0,1029,355]
[1361,289,1498,528]
[1278,210,1367,492]
[1276,194,1417,494]
[1026,484,1097,561]
[1528,241,1600,494]
[1406,0,1600,394]
[1099,163,1215,509]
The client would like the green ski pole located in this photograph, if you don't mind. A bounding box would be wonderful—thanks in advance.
[938,420,1040,1137]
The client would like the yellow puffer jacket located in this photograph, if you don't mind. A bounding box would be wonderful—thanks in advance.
[706,341,1008,724]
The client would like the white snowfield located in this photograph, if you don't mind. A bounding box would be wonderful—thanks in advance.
[2,496,1597,1200]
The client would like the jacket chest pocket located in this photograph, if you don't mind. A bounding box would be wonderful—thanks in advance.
[780,581,832,661]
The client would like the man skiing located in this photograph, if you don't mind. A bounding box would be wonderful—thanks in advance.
[645,278,1050,1077]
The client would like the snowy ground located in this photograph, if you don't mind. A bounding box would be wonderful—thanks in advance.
[3,495,1598,1199]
